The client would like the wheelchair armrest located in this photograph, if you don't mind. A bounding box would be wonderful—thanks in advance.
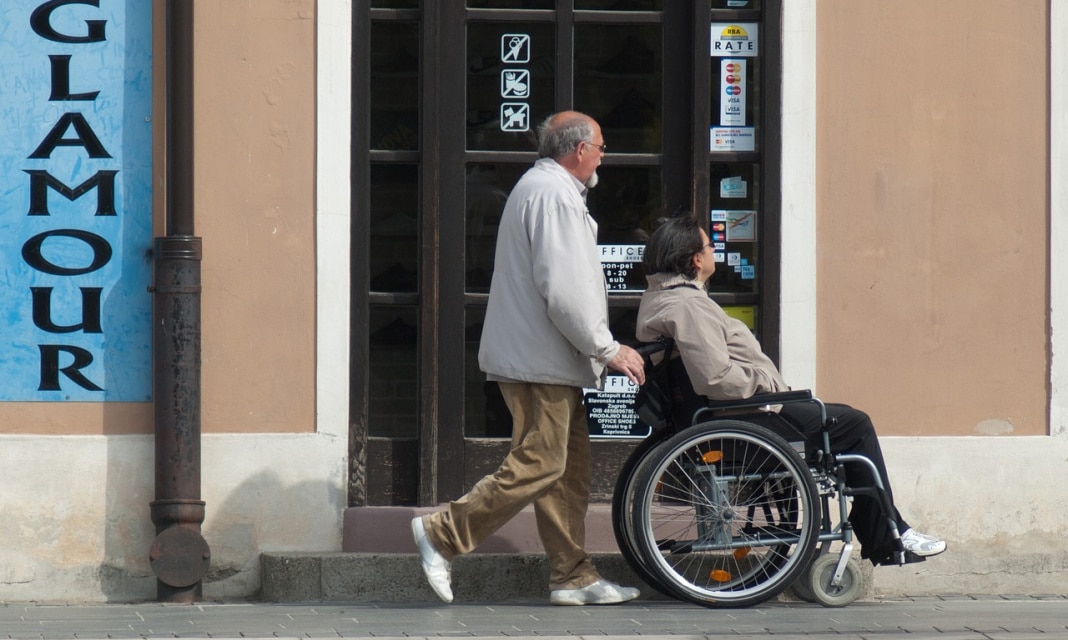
[702,389,814,412]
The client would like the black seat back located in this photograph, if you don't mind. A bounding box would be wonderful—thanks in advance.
[633,339,676,432]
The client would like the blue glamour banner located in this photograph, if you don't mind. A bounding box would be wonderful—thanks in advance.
[0,1,153,401]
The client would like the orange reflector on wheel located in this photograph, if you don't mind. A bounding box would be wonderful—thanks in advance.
[701,451,723,463]
[709,569,733,582]
[733,547,751,560]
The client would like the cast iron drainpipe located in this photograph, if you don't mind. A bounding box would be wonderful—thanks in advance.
[148,0,210,603]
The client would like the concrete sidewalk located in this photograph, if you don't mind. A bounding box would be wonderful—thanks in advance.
[1,595,1066,639]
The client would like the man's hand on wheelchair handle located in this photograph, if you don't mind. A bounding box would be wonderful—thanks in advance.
[608,344,646,386]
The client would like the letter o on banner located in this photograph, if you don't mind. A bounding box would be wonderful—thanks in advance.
[22,228,113,276]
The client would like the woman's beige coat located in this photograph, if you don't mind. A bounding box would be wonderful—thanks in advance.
[635,272,788,400]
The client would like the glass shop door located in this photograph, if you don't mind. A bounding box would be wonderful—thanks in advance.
[351,0,781,506]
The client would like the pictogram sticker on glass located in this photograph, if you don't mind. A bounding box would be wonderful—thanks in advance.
[500,103,530,131]
[501,69,530,98]
[501,34,531,63]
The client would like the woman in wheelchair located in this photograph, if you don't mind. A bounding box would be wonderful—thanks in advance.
[635,214,945,566]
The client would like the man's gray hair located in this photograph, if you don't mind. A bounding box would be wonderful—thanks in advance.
[536,113,594,159]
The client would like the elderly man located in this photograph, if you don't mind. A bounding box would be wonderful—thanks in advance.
[412,111,646,606]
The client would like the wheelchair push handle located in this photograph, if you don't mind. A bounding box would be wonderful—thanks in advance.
[633,338,675,361]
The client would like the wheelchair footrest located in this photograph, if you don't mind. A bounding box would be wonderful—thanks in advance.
[875,550,927,567]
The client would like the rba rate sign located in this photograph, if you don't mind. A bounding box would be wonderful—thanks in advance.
[0,1,153,401]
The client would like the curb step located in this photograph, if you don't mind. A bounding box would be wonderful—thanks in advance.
[261,552,667,603]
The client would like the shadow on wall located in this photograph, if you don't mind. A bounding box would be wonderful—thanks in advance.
[101,435,342,602]
[100,433,155,602]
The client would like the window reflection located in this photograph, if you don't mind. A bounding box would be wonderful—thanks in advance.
[465,164,525,292]
[587,165,661,245]
[575,24,661,154]
[587,166,661,294]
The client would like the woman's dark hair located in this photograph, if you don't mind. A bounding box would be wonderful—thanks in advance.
[642,213,704,280]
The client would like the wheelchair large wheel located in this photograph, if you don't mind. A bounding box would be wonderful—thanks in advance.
[612,431,675,596]
[632,419,820,608]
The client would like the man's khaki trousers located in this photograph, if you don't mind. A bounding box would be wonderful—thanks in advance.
[424,381,599,591]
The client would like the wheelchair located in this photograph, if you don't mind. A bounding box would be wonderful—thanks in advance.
[611,339,925,608]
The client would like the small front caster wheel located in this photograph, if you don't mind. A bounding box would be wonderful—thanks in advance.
[807,552,863,608]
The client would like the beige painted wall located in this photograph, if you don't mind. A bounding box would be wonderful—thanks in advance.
[192,1,317,434]
[816,1,1049,436]
[0,1,317,435]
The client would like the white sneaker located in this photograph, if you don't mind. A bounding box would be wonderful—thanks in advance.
[550,579,640,606]
[411,516,453,603]
[900,528,947,557]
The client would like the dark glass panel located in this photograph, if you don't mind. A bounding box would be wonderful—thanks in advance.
[576,0,661,8]
[464,306,512,437]
[609,307,640,347]
[468,0,554,8]
[369,305,419,437]
[370,21,419,151]
[587,165,662,243]
[370,164,419,293]
[371,0,419,7]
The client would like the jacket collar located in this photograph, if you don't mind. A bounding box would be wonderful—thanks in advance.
[644,272,703,292]
[534,157,587,200]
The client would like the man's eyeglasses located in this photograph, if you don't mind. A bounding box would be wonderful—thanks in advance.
[582,140,607,153]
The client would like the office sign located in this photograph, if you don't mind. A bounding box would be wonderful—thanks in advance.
[0,1,153,401]
[599,244,645,292]
[585,375,651,439]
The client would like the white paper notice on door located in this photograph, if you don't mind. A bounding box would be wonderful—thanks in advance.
[711,127,755,151]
